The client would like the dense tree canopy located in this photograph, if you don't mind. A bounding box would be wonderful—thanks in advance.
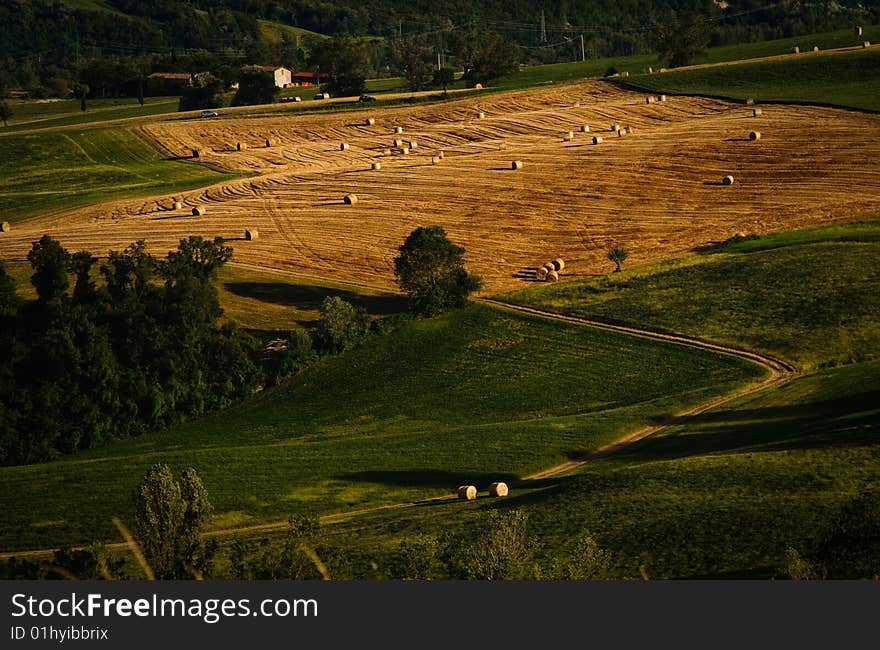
[394,226,482,316]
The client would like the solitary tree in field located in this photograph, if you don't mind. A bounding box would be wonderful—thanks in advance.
[654,12,709,68]
[134,464,215,579]
[607,246,629,273]
[433,67,456,95]
[0,101,11,127]
[394,225,482,315]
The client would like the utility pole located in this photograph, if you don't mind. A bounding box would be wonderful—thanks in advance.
[540,9,547,43]
[437,51,442,71]
[580,34,585,62]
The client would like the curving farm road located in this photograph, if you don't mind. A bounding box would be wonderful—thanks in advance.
[0,297,796,562]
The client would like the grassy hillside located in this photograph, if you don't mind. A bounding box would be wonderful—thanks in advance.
[624,48,880,112]
[503,222,880,370]
[0,127,238,223]
[1,97,180,133]
[0,303,762,551]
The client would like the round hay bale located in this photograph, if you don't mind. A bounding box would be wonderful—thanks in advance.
[646,67,653,74]
[458,485,477,500]
[314,93,327,100]
[722,175,735,186]
[746,98,755,106]
[408,140,418,149]
[173,201,183,210]
[393,138,404,147]
[546,269,559,282]
[293,96,302,102]
[477,112,485,119]
[813,46,820,53]
[580,124,591,133]
[475,83,483,90]
[365,118,375,126]
[621,71,630,78]
[488,482,509,497]
[563,131,574,141]
[863,41,871,48]
[371,162,382,171]
[340,143,350,151]
[401,147,410,155]
[511,160,523,170]
[659,68,668,73]
[191,149,201,158]
[618,128,626,138]
[0,221,10,233]
[343,194,358,205]
[753,108,763,117]
[646,96,654,104]
[192,206,205,216]
[431,155,441,164]
[592,136,603,145]
[236,142,247,151]
[265,138,274,148]
[437,151,445,159]
[395,126,404,134]
[553,259,565,272]
[612,124,621,133]
[792,46,800,54]
[856,26,863,36]
[749,131,762,141]
[659,95,667,102]
[536,266,548,281]
[245,229,259,241]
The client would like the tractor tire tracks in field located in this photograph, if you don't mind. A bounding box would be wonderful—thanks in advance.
[0,299,797,561]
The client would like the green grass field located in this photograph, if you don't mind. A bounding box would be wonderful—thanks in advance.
[0,127,238,223]
[0,302,762,551]
[1,97,180,133]
[624,48,880,112]
[503,222,880,370]
[218,264,407,332]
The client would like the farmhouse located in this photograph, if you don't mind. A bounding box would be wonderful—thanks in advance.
[291,71,331,86]
[242,65,293,88]
[146,72,192,92]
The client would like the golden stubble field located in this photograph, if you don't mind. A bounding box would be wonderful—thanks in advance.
[2,80,879,292]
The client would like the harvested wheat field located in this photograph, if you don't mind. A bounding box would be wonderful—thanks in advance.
[2,80,879,292]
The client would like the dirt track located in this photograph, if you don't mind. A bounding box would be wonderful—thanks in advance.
[1,79,878,293]
[0,298,796,561]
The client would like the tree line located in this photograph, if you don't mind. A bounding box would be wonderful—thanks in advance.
[0,226,480,466]
[3,0,877,103]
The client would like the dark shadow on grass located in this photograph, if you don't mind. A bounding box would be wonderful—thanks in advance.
[224,281,407,316]
[723,137,751,142]
[338,469,519,490]
[703,181,728,186]
[617,391,880,463]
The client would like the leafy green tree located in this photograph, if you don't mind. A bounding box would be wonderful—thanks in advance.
[654,12,709,68]
[444,509,535,579]
[607,246,629,273]
[432,67,455,95]
[232,68,278,106]
[453,29,519,86]
[0,260,20,317]
[69,251,98,306]
[27,235,70,303]
[178,73,224,111]
[393,35,434,92]
[310,36,369,97]
[815,490,880,579]
[316,296,371,353]
[547,534,613,579]
[0,100,11,127]
[76,84,89,112]
[394,226,482,316]
[134,464,215,579]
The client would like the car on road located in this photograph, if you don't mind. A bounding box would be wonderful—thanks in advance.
[358,95,377,103]
[200,110,220,118]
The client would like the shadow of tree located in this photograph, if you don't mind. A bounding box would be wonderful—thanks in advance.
[224,281,407,316]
